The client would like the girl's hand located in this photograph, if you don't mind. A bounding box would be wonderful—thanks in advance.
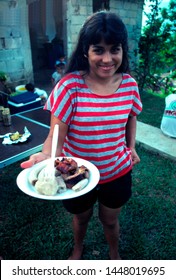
[20,152,50,169]
[131,148,140,166]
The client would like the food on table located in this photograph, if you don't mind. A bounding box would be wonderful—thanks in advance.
[28,157,89,196]
[10,131,23,141]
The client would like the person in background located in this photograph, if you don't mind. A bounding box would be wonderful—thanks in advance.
[160,92,176,138]
[51,60,66,86]
[21,11,142,260]
[58,54,66,64]
[25,83,48,105]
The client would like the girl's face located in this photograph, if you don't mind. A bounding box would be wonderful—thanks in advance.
[87,40,123,79]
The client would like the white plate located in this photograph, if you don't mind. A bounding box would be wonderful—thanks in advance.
[16,157,100,200]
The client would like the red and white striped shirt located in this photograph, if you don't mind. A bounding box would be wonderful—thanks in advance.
[45,71,142,183]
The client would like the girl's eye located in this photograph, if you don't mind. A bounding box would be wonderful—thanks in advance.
[91,46,122,55]
[92,48,103,54]
[111,46,121,53]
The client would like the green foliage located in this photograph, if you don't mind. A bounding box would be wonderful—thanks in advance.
[0,72,7,81]
[134,0,176,94]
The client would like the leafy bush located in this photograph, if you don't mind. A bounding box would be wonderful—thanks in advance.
[133,0,176,95]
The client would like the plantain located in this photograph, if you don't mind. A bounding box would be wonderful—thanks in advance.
[72,178,88,192]
[28,164,46,186]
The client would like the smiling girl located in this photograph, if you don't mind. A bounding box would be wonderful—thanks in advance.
[21,11,142,260]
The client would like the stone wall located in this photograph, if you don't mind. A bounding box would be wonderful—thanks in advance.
[66,0,144,68]
[111,0,144,67]
[0,0,33,87]
[0,0,144,87]
[66,0,92,58]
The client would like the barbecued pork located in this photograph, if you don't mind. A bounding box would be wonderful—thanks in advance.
[62,165,89,188]
[55,158,89,189]
[55,157,77,174]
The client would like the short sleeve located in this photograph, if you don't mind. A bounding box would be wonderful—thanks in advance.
[44,80,73,125]
[130,87,143,116]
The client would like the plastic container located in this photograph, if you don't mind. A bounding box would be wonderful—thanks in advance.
[15,85,26,93]
[2,108,11,126]
[0,106,4,121]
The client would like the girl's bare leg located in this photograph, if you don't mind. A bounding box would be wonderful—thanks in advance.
[99,203,121,260]
[68,208,93,260]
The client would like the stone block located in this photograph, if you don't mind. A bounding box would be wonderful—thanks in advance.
[71,33,79,44]
[118,10,128,18]
[6,59,24,71]
[0,27,12,38]
[0,49,22,61]
[0,61,7,73]
[11,27,21,38]
[5,37,22,49]
[0,49,12,60]
[0,38,5,49]
[8,69,25,83]
[71,15,86,25]
[79,5,87,16]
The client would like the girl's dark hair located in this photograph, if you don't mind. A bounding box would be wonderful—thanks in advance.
[66,11,129,74]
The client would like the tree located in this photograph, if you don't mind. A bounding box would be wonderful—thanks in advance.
[135,0,176,94]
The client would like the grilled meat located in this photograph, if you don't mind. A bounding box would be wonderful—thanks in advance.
[55,157,77,174]
[55,158,89,189]
[62,165,89,188]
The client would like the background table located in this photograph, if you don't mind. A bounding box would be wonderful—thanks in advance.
[18,107,50,126]
[0,107,50,168]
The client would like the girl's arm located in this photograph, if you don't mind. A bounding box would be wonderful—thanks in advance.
[125,115,140,165]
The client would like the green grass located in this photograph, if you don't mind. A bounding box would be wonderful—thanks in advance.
[0,92,175,260]
[0,146,175,260]
[137,90,165,128]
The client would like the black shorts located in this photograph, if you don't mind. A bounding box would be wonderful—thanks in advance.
[62,171,132,214]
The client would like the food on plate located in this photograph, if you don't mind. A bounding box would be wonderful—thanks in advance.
[35,168,67,195]
[55,157,77,174]
[28,157,90,196]
[28,163,44,186]
[10,131,23,141]
[35,178,59,196]
[55,158,89,188]
[72,178,89,192]
[55,176,67,193]
[62,165,89,188]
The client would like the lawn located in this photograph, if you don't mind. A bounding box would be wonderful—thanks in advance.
[0,91,175,260]
[137,90,165,128]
